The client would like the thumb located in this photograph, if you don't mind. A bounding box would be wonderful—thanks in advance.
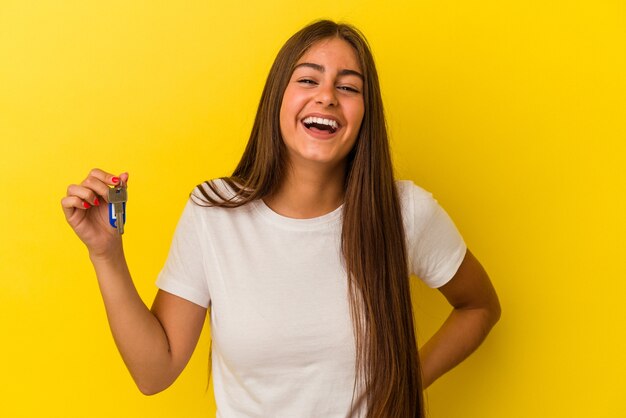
[119,172,130,185]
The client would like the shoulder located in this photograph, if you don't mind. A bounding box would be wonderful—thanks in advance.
[172,179,241,229]
[183,178,260,230]
[395,179,457,241]
[395,180,434,201]
[396,180,467,286]
[395,180,440,220]
[190,178,245,206]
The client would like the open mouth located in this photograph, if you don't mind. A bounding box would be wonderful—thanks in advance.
[302,116,339,134]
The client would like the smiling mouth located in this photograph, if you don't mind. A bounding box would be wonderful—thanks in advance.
[302,116,339,134]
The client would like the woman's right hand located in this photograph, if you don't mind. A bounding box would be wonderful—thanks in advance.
[61,168,129,258]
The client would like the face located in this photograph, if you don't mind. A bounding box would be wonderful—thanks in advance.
[279,37,365,170]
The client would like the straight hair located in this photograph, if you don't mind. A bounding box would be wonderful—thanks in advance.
[193,20,424,418]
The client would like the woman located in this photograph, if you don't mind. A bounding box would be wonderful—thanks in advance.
[62,20,500,418]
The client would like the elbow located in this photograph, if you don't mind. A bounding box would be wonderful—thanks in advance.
[138,385,163,396]
[488,296,502,329]
[134,376,173,396]
[137,382,170,396]
[130,360,180,396]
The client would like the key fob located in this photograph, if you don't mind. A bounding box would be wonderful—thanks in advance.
[108,202,126,228]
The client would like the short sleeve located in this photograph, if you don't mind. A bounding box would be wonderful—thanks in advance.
[156,199,211,308]
[398,181,467,288]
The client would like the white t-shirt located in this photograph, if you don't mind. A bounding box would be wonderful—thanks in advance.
[156,180,466,418]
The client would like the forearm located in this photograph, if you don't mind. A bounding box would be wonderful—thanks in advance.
[419,306,499,389]
[90,246,176,394]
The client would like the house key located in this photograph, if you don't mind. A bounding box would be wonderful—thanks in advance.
[108,180,127,234]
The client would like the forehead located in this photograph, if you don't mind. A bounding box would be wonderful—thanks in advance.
[296,37,362,72]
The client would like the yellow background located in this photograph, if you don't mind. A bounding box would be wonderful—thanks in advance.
[1,1,624,417]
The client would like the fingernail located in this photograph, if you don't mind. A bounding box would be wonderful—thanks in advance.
[83,201,91,209]
[112,177,120,184]
[94,197,100,206]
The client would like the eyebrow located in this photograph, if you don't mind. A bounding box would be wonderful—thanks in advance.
[294,62,364,80]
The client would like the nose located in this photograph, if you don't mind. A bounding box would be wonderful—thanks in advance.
[315,83,338,107]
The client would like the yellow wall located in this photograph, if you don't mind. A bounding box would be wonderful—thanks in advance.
[1,1,624,417]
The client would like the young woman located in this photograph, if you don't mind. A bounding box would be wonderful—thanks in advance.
[62,20,500,418]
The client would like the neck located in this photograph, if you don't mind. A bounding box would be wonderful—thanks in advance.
[264,160,347,219]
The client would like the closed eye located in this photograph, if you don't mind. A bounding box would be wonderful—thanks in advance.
[297,78,318,86]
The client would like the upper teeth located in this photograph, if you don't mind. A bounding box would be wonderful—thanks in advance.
[303,116,338,129]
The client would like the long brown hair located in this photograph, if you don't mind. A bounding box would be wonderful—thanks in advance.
[194,20,424,418]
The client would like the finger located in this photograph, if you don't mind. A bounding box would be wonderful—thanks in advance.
[80,176,111,204]
[67,184,101,206]
[61,195,88,220]
[119,172,130,186]
[88,168,125,187]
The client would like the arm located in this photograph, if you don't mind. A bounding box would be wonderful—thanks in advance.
[93,252,206,395]
[419,249,501,389]
[62,169,206,394]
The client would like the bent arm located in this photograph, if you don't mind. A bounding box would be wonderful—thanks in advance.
[92,249,206,395]
[62,169,206,394]
[419,249,501,389]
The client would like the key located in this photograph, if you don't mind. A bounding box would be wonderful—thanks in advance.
[108,180,127,235]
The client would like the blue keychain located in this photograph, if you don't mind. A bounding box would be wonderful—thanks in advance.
[108,182,127,234]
